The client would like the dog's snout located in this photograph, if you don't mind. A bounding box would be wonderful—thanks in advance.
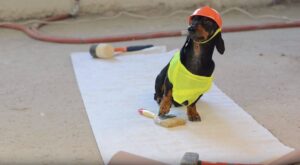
[188,26,196,32]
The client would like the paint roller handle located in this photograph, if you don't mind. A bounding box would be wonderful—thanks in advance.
[138,108,156,119]
[114,45,154,52]
[181,152,262,165]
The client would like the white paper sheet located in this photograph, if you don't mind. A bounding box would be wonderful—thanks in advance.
[71,49,293,165]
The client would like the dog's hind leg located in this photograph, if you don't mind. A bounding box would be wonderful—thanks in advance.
[154,64,169,104]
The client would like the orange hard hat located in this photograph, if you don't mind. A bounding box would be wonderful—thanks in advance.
[188,6,222,29]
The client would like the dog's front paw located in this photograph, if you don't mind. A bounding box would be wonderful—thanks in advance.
[158,90,172,116]
[187,106,201,122]
[159,102,171,116]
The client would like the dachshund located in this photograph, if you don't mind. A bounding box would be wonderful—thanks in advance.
[154,14,225,121]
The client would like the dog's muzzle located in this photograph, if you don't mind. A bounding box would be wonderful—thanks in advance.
[188,26,196,33]
[190,28,222,44]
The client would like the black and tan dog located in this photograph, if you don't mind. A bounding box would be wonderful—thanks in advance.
[154,6,225,121]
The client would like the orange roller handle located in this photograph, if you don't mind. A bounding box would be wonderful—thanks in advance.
[114,47,127,52]
[114,45,153,52]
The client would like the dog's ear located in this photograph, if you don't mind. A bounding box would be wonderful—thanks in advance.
[181,36,192,54]
[215,33,225,55]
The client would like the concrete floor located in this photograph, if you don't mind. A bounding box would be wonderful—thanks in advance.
[0,3,299,165]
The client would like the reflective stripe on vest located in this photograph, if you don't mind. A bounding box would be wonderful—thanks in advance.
[167,51,213,105]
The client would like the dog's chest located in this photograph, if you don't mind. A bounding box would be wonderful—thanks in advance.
[186,44,203,73]
[186,55,202,73]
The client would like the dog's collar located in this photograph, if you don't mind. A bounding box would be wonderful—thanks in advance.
[193,28,221,44]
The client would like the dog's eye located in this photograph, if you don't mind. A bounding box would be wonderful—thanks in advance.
[203,19,212,25]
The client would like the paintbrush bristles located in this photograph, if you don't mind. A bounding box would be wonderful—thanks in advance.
[154,116,186,128]
[138,108,186,128]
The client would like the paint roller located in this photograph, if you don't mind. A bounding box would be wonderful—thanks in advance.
[138,108,186,128]
[181,150,300,165]
[89,44,153,59]
[181,152,262,165]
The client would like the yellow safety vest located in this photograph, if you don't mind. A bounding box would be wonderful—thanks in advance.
[167,51,213,106]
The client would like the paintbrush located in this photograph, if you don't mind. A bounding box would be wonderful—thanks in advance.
[138,108,186,128]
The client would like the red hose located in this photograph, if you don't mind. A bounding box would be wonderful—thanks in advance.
[223,21,300,32]
[1,14,300,44]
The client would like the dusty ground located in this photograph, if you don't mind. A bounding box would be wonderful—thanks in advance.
[0,3,299,165]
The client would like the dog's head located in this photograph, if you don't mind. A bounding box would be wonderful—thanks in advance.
[188,16,217,42]
[186,10,225,54]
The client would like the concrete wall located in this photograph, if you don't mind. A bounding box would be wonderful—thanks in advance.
[0,0,72,21]
[0,0,273,21]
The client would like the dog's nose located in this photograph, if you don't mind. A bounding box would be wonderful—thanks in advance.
[188,26,196,32]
